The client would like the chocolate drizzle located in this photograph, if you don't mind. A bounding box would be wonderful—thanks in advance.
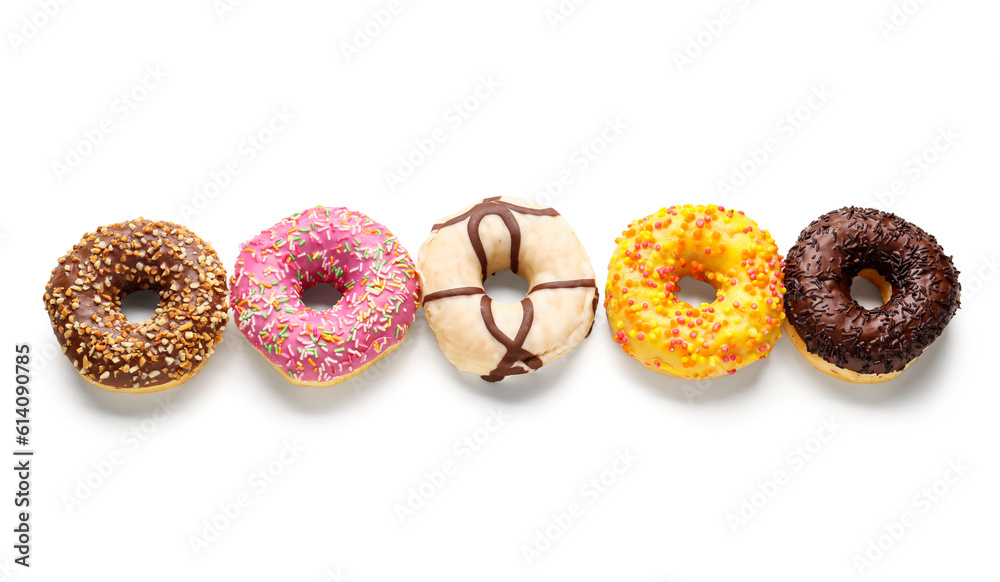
[424,198,598,381]
[432,196,559,280]
[528,279,596,293]
[479,295,543,382]
[421,287,484,303]
[530,278,600,338]
[783,207,960,375]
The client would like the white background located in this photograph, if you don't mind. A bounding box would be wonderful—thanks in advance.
[2,0,998,580]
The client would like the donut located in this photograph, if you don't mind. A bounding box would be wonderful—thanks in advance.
[230,206,420,386]
[782,207,960,383]
[418,197,598,382]
[605,204,785,379]
[43,219,229,393]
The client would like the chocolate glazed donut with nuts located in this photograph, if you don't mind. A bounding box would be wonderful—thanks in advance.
[43,219,229,393]
[782,207,960,383]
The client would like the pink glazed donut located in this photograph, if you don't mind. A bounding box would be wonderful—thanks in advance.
[231,206,421,386]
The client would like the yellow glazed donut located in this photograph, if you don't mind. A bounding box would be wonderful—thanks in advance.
[605,204,785,379]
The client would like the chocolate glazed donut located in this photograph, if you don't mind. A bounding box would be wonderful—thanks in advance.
[782,207,960,383]
[44,219,229,393]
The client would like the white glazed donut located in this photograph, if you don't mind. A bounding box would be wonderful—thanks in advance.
[417,197,598,382]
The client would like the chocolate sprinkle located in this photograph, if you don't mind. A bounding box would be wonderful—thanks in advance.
[783,207,960,375]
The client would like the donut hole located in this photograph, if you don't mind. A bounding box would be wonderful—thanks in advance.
[120,289,161,323]
[851,269,891,310]
[483,269,529,303]
[301,282,344,311]
[674,277,717,307]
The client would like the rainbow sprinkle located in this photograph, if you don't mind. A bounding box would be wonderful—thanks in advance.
[230,206,421,384]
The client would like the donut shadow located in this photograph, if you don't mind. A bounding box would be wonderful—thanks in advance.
[449,359,566,403]
[784,330,952,405]
[609,336,764,405]
[64,317,276,416]
[244,311,438,413]
[69,350,221,417]
[448,329,597,404]
[247,336,402,414]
